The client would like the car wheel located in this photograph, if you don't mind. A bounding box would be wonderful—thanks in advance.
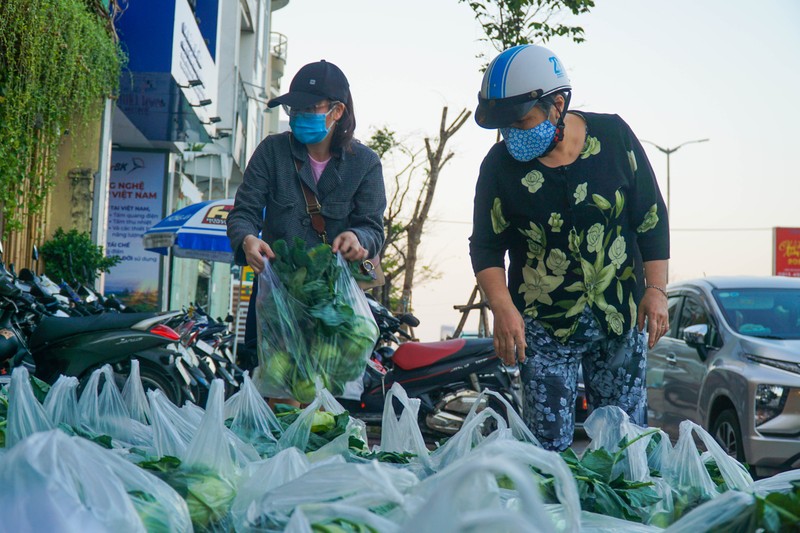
[712,408,745,462]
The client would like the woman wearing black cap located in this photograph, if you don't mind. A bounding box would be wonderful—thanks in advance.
[227,60,386,404]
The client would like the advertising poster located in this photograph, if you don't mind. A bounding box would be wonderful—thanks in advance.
[774,227,800,277]
[104,150,168,309]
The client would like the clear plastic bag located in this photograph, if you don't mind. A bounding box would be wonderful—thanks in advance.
[5,366,53,449]
[0,429,192,533]
[274,385,363,456]
[376,383,431,467]
[43,374,80,428]
[663,419,753,503]
[462,439,581,533]
[545,505,664,533]
[163,380,254,532]
[748,468,800,496]
[464,388,541,447]
[148,388,199,458]
[231,447,312,533]
[77,365,152,447]
[663,490,757,533]
[238,460,417,532]
[402,455,558,533]
[183,379,258,477]
[283,503,401,533]
[254,242,379,402]
[224,371,283,457]
[122,359,152,425]
[584,405,658,483]
[428,407,508,472]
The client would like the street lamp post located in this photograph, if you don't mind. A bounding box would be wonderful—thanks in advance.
[640,138,709,212]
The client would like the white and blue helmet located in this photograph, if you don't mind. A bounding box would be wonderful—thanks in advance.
[475,44,571,129]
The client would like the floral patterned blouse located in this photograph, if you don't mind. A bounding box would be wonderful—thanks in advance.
[469,112,670,342]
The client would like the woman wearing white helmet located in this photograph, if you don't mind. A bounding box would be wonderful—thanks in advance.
[469,44,670,450]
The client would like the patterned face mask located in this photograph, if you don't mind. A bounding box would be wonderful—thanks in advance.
[500,119,557,162]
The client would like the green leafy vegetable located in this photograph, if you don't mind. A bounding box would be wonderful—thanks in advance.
[139,456,235,530]
[259,238,378,401]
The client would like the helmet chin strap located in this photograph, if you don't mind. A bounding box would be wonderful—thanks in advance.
[541,90,572,157]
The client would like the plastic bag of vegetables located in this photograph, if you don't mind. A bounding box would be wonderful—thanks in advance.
[402,456,559,533]
[224,371,284,457]
[147,387,201,458]
[77,365,153,448]
[238,460,417,532]
[142,380,257,532]
[0,429,192,533]
[253,238,379,403]
[5,366,53,449]
[43,374,80,428]
[122,359,152,425]
[283,503,400,533]
[374,383,430,470]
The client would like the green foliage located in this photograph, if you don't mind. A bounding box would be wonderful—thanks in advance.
[460,0,595,70]
[0,0,123,235]
[366,127,398,159]
[557,445,662,523]
[40,227,121,284]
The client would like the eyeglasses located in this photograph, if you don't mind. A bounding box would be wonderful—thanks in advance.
[282,101,340,117]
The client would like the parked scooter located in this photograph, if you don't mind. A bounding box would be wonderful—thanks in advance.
[165,304,243,405]
[338,297,523,438]
[0,245,188,405]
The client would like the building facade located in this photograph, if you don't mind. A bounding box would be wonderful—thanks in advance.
[105,0,289,318]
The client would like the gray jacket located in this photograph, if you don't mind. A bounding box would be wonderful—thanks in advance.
[227,132,386,265]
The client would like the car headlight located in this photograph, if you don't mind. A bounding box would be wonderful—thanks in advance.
[746,354,800,375]
[754,384,789,426]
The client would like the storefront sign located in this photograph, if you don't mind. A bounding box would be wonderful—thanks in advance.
[774,227,800,277]
[239,266,255,302]
[105,150,168,309]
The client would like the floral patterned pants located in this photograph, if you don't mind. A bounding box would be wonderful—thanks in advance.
[520,307,648,451]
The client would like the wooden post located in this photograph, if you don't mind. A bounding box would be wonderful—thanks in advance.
[451,283,492,338]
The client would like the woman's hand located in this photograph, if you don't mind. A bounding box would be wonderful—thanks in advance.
[332,231,368,261]
[638,287,669,348]
[492,301,527,366]
[242,234,274,273]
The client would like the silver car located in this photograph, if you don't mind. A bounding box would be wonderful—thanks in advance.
[647,276,800,477]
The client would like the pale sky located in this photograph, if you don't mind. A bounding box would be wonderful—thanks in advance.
[273,0,800,341]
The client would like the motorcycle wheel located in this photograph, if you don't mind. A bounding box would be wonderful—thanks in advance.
[136,360,184,406]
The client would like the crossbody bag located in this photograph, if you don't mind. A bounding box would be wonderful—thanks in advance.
[294,160,385,290]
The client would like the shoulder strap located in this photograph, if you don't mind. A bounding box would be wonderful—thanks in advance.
[294,159,328,244]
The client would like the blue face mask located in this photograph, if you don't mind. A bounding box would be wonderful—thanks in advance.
[500,119,557,162]
[290,110,332,145]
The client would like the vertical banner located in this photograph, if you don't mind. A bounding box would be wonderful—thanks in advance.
[774,227,800,277]
[105,150,168,309]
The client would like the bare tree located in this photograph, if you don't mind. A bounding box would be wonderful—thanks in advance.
[367,107,471,314]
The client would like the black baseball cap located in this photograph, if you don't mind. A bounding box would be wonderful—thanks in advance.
[267,60,350,109]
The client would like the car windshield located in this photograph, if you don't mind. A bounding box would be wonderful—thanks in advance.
[713,288,800,340]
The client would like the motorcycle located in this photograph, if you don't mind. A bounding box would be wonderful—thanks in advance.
[0,246,188,405]
[163,304,243,405]
[338,297,523,438]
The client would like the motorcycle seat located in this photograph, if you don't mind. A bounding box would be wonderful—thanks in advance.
[29,312,163,349]
[392,337,495,371]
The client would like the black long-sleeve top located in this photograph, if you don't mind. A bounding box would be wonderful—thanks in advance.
[470,112,670,342]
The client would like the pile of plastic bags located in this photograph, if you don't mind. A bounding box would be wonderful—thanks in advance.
[1,362,799,533]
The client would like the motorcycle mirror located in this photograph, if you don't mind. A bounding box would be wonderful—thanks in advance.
[31,245,39,262]
[399,313,420,328]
